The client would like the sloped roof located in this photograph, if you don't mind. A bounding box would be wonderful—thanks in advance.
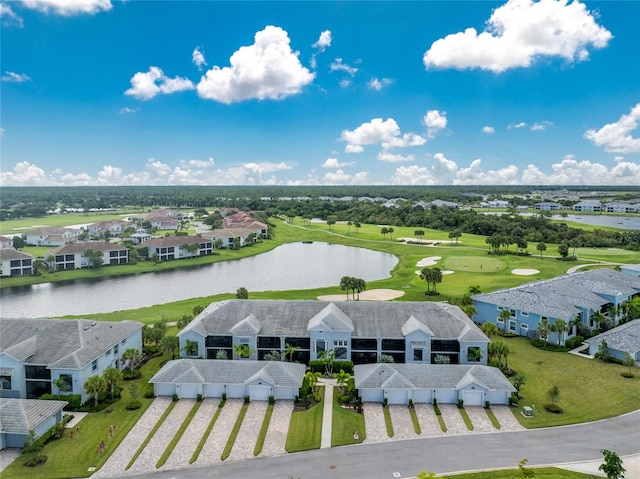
[230,314,261,335]
[186,300,487,342]
[401,315,434,336]
[0,318,142,370]
[355,364,515,392]
[145,236,209,248]
[0,248,34,261]
[48,242,127,255]
[585,319,640,354]
[473,269,640,320]
[0,398,67,434]
[149,359,305,388]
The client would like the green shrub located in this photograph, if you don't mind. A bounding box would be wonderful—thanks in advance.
[457,398,464,408]
[126,400,142,410]
[40,393,82,410]
[197,393,203,401]
[222,392,227,401]
[564,335,585,349]
[308,359,353,374]
[143,383,155,399]
[172,393,179,402]
[243,395,250,404]
[268,395,275,405]
[382,397,388,408]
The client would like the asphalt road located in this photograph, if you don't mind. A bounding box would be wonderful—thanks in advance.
[107,410,640,479]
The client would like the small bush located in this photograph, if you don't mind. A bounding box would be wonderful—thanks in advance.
[485,400,491,408]
[222,392,227,401]
[268,395,275,405]
[197,394,203,401]
[382,397,388,408]
[408,398,414,409]
[143,384,155,399]
[172,393,179,402]
[564,335,585,349]
[457,398,464,408]
[544,403,563,414]
[40,394,82,410]
[244,395,250,404]
[126,400,141,410]
[433,398,437,406]
[621,372,634,379]
[23,455,48,467]
[122,370,142,381]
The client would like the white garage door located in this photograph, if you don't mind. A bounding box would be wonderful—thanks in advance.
[462,390,484,406]
[435,390,457,404]
[157,384,176,397]
[179,384,199,399]
[204,384,224,398]
[386,390,408,405]
[250,386,270,401]
[362,389,383,403]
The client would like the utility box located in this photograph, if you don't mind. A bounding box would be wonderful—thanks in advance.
[522,406,534,417]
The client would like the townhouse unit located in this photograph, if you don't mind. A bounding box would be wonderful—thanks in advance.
[534,201,563,211]
[0,398,67,449]
[0,248,34,277]
[179,300,489,366]
[0,318,143,403]
[222,211,268,239]
[46,242,129,270]
[472,269,640,345]
[87,220,133,238]
[602,201,638,213]
[23,227,83,246]
[145,235,213,261]
[202,228,256,249]
[572,200,601,212]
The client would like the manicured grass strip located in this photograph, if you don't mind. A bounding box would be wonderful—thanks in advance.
[126,400,177,470]
[331,388,366,446]
[382,406,394,438]
[409,407,421,434]
[446,467,593,478]
[285,387,324,452]
[458,406,474,431]
[433,404,447,432]
[155,400,201,468]
[189,400,224,464]
[221,403,249,461]
[484,406,501,429]
[253,403,274,456]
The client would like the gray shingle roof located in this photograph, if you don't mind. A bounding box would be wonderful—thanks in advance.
[185,300,487,342]
[0,248,34,261]
[149,359,305,388]
[585,319,640,354]
[0,398,67,434]
[0,318,142,369]
[473,269,640,320]
[355,363,515,392]
[47,242,127,255]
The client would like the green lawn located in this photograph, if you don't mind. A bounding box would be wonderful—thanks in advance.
[285,387,324,452]
[2,354,168,479]
[331,388,366,446]
[253,403,274,456]
[440,467,594,478]
[503,337,640,428]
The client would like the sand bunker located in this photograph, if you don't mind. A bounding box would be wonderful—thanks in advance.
[511,268,540,276]
[317,289,405,301]
[416,256,442,267]
[397,237,450,246]
[416,269,455,276]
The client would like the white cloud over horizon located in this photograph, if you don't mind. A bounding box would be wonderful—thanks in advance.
[1,71,31,82]
[125,66,195,100]
[423,110,447,138]
[321,158,355,168]
[424,0,612,73]
[482,126,496,134]
[584,103,640,154]
[21,0,113,16]
[196,26,314,104]
[341,118,426,154]
[4,155,638,187]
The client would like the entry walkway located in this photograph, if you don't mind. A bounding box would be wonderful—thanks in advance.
[319,379,335,449]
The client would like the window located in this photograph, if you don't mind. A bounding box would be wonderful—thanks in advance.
[467,347,481,362]
[0,375,12,390]
[59,374,72,391]
[122,338,126,344]
[114,344,119,355]
[352,338,377,350]
[315,340,327,353]
[510,309,516,317]
[521,324,529,332]
[521,311,529,317]
[25,365,51,380]
[381,339,405,351]
[92,359,98,372]
[106,348,111,356]
[207,335,233,348]
[497,317,504,324]
[413,349,423,361]
[431,340,459,352]
[257,336,280,349]
[333,339,347,347]
[509,321,517,332]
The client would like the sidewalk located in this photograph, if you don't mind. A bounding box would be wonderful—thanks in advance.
[318,379,336,449]
[555,453,640,478]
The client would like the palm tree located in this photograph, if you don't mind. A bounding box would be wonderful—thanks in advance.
[318,349,336,376]
[340,276,353,300]
[419,267,435,294]
[333,369,352,395]
[102,367,122,399]
[431,267,443,295]
[354,278,366,300]
[481,322,499,339]
[569,316,582,337]
[52,376,71,399]
[84,375,106,408]
[537,317,550,347]
[591,311,606,332]
[235,287,249,299]
[414,230,425,242]
[468,285,482,295]
[305,371,322,393]
[498,308,512,332]
[122,348,142,372]
[554,319,568,347]
[183,340,199,357]
[380,227,388,239]
[283,343,300,362]
[537,242,547,260]
[347,221,352,234]
[387,227,394,239]
[354,221,361,233]
[161,335,179,360]
[233,343,254,359]
[214,238,223,253]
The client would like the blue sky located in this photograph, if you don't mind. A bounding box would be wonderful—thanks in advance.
[1,0,639,186]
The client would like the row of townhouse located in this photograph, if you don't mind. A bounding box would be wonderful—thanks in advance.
[572,200,639,213]
[471,268,640,355]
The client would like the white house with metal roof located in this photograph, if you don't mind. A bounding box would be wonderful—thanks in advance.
[179,300,489,366]
[585,319,640,361]
[0,318,143,403]
[0,398,67,449]
[472,269,640,345]
[149,359,305,401]
[355,363,515,406]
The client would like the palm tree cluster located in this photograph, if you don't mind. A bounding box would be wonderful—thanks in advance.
[339,276,366,300]
[488,340,511,373]
[419,267,443,295]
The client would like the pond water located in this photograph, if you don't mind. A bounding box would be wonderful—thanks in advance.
[0,242,398,318]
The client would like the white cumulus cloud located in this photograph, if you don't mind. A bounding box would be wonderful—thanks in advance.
[341,118,425,153]
[424,0,612,72]
[192,46,207,70]
[321,158,355,168]
[21,0,113,15]
[531,121,553,131]
[423,109,447,138]
[584,103,640,154]
[196,26,314,104]
[323,169,369,185]
[377,152,415,163]
[482,126,496,134]
[125,66,195,100]
[367,77,393,91]
[312,30,332,51]
[1,71,31,82]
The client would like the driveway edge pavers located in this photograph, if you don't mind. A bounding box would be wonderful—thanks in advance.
[228,401,267,462]
[195,398,243,467]
[258,400,293,458]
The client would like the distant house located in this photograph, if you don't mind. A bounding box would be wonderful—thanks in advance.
[534,202,563,211]
[144,215,180,230]
[179,300,489,366]
[149,359,305,401]
[0,248,34,277]
[0,398,67,449]
[46,242,129,270]
[573,200,601,212]
[355,363,515,406]
[130,229,152,244]
[480,200,509,208]
[603,201,638,213]
[585,319,640,361]
[620,264,640,278]
[202,228,255,249]
[472,269,640,345]
[23,227,82,247]
[145,236,213,261]
[87,220,133,238]
[0,318,143,403]
[429,199,459,209]
[0,236,13,248]
[222,211,268,239]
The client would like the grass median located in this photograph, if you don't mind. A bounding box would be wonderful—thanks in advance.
[285,387,324,452]
[331,388,366,446]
